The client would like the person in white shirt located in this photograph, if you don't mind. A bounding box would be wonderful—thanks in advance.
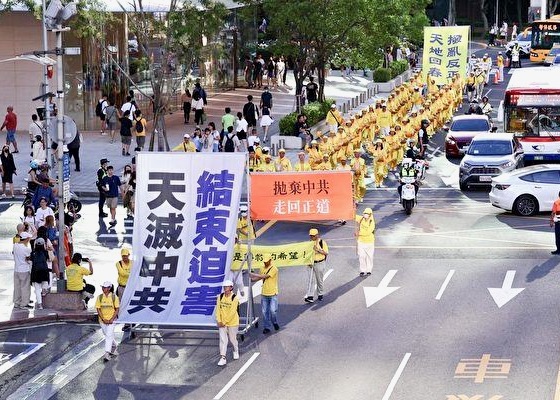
[29,114,43,144]
[32,135,46,163]
[234,112,249,151]
[247,129,259,148]
[120,96,136,121]
[13,231,32,309]
[35,197,55,228]
[200,127,214,152]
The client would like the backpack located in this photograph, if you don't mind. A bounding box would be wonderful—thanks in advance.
[31,250,49,271]
[318,239,327,260]
[219,293,239,313]
[95,101,102,117]
[134,118,143,133]
[224,135,235,152]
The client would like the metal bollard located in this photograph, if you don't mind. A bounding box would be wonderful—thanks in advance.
[271,143,278,157]
[279,139,285,152]
[355,95,359,105]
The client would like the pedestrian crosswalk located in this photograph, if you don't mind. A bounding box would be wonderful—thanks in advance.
[97,218,133,241]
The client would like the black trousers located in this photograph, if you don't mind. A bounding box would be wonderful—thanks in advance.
[68,147,80,170]
[183,102,191,122]
[98,190,106,214]
[555,222,560,252]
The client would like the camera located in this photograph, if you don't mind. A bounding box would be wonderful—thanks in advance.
[82,257,90,262]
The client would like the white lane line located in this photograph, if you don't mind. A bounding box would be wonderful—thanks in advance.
[381,353,411,400]
[98,233,132,239]
[0,342,45,375]
[324,268,334,281]
[435,270,455,300]
[213,352,260,400]
[7,331,105,400]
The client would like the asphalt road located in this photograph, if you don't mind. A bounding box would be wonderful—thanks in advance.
[2,54,559,400]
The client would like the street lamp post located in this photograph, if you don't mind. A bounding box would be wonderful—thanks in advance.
[495,0,499,28]
[54,25,67,286]
[42,0,51,168]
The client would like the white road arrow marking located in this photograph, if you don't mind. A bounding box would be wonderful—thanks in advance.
[488,270,525,308]
[363,270,400,308]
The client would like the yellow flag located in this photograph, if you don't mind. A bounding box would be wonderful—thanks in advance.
[422,26,470,86]
[231,241,315,270]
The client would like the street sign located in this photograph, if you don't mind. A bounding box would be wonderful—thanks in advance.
[62,153,70,203]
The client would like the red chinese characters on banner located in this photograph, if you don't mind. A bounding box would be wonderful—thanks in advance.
[250,171,354,221]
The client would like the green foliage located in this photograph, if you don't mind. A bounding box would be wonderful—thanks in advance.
[71,0,115,40]
[389,60,409,78]
[279,99,336,135]
[373,67,392,82]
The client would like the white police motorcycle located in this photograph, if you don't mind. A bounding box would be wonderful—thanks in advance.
[398,158,418,215]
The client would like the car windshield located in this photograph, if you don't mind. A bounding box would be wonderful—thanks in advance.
[550,47,560,56]
[467,140,512,156]
[554,55,560,64]
[451,119,490,131]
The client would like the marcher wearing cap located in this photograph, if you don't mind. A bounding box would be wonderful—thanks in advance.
[115,248,133,332]
[13,231,33,309]
[236,205,255,242]
[172,133,196,152]
[294,151,312,172]
[275,148,292,171]
[96,280,120,362]
[304,228,329,303]
[116,248,132,300]
[325,103,343,134]
[250,255,279,334]
[377,105,392,137]
[351,149,367,203]
[496,51,505,83]
[355,207,376,276]
[97,158,109,217]
[216,279,240,366]
[260,153,276,172]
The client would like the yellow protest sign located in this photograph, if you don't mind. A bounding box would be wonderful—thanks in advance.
[230,241,315,270]
[422,26,470,86]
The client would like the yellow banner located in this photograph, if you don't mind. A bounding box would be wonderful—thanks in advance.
[231,241,315,270]
[422,26,470,86]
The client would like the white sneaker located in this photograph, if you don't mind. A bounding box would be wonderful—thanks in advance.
[217,356,226,366]
[103,352,111,362]
[233,351,239,360]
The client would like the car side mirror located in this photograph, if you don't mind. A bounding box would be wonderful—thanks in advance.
[491,126,498,133]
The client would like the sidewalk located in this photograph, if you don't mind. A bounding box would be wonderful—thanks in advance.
[0,70,379,330]
[4,70,374,198]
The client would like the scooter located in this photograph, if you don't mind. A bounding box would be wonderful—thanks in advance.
[400,176,417,215]
[22,185,82,214]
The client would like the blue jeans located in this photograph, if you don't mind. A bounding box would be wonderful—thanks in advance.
[261,295,278,330]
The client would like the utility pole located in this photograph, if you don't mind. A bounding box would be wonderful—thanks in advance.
[42,0,51,168]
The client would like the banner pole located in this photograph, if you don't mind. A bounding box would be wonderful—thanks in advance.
[245,151,256,332]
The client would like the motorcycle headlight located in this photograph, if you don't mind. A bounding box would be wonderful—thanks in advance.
[460,162,472,170]
[446,136,456,145]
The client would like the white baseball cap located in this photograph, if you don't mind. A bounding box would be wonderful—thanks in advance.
[223,280,234,287]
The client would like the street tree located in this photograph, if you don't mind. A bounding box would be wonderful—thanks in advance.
[242,0,429,110]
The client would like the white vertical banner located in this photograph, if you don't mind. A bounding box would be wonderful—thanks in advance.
[118,152,246,326]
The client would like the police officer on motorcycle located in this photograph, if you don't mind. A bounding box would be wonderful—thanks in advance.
[397,158,418,203]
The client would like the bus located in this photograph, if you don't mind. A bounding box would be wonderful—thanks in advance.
[500,67,560,162]
[530,14,560,62]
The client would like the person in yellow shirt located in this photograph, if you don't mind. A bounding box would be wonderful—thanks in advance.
[172,133,196,152]
[325,103,343,133]
[115,248,131,299]
[259,154,275,172]
[236,205,255,242]
[96,281,120,362]
[216,279,240,366]
[496,51,504,82]
[66,253,95,305]
[132,109,147,151]
[250,256,279,334]
[355,207,375,276]
[275,148,292,171]
[316,154,333,170]
[350,149,366,203]
[370,139,387,188]
[294,151,312,172]
[306,139,322,168]
[304,228,329,303]
[377,105,392,137]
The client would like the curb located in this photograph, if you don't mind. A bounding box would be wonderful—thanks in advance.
[0,311,96,330]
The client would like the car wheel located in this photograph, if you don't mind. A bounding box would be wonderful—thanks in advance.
[513,194,539,216]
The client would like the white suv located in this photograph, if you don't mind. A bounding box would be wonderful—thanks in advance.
[459,133,524,191]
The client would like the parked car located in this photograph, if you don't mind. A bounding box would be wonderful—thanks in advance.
[489,164,560,216]
[459,133,524,191]
[445,115,492,158]
[544,44,560,65]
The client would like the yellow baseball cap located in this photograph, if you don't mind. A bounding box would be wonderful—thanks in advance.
[121,248,130,256]
[309,228,319,236]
